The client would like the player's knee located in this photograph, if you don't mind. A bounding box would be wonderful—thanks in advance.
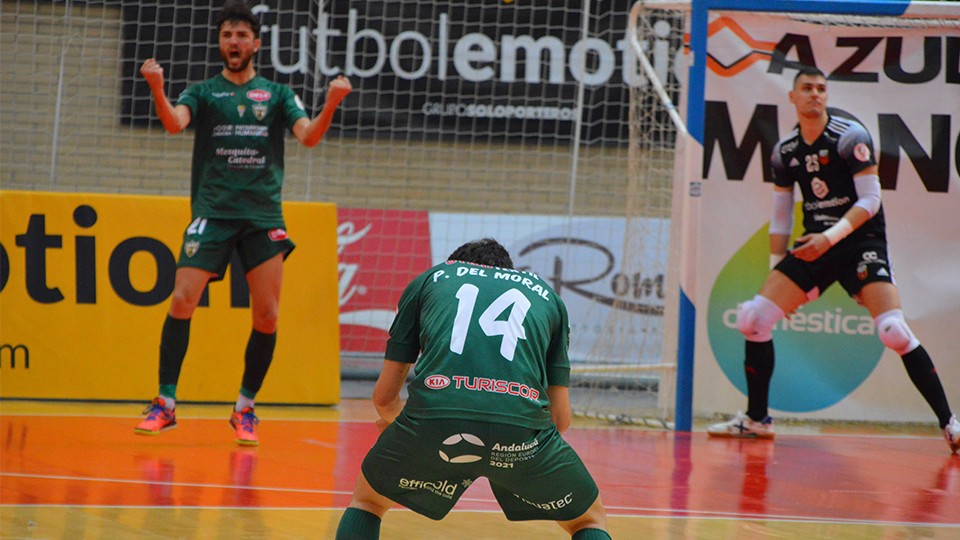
[168,290,201,318]
[251,306,280,332]
[348,473,393,518]
[736,295,784,342]
[559,495,608,537]
[875,309,919,355]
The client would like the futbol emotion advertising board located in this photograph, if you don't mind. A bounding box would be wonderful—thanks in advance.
[120,0,677,145]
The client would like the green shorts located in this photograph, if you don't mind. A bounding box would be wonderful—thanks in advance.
[177,217,295,279]
[361,412,600,521]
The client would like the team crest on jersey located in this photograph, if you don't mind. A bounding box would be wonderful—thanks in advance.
[253,104,267,120]
[268,228,288,241]
[818,149,829,165]
[237,105,246,117]
[184,240,200,257]
[854,143,871,162]
[247,89,271,102]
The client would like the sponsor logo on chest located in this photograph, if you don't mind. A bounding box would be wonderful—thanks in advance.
[247,90,271,120]
[247,89,271,102]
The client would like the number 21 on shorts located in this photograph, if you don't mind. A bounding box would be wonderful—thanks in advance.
[186,217,208,236]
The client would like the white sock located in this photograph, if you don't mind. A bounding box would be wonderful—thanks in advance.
[235,395,255,412]
[159,395,176,410]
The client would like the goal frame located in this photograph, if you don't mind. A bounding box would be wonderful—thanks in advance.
[630,0,957,431]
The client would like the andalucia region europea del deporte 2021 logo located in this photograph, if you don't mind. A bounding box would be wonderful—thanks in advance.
[706,219,884,413]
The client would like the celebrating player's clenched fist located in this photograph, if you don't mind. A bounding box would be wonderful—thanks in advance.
[326,75,353,105]
[140,58,165,89]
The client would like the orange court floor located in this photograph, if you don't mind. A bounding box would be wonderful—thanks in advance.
[2,399,959,539]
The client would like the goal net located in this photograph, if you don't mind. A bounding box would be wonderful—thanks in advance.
[669,0,959,427]
[1,1,679,413]
[585,0,960,429]
[567,1,689,428]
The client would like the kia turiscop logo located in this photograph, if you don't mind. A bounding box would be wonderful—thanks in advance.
[424,375,450,389]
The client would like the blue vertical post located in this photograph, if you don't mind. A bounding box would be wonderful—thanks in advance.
[675,290,696,431]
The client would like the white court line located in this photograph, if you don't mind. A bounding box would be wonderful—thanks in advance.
[1,471,350,496]
[0,411,946,441]
[0,471,493,504]
[1,502,958,529]
[4,472,958,527]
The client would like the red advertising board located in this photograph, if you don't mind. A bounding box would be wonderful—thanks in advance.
[337,208,432,353]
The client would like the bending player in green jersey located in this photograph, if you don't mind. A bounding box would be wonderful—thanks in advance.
[134,0,351,446]
[336,239,611,540]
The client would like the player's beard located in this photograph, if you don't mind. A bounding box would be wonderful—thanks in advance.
[221,49,254,73]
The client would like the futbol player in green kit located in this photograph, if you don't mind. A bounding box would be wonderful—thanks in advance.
[133,0,351,445]
[336,238,611,539]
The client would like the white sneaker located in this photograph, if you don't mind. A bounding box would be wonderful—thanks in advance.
[944,415,960,454]
[707,411,775,439]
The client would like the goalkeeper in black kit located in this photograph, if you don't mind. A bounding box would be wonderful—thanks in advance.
[707,66,958,453]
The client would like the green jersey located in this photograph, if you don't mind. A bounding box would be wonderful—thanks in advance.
[176,74,308,221]
[386,261,571,429]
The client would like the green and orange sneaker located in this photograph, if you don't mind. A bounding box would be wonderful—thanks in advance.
[134,397,177,435]
[229,407,260,446]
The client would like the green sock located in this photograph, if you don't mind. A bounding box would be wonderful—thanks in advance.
[159,384,177,405]
[335,508,381,540]
[573,529,612,540]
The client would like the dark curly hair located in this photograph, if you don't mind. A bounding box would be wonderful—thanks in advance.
[216,0,260,34]
[447,238,514,269]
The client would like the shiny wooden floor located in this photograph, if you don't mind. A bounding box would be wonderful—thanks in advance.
[2,400,959,539]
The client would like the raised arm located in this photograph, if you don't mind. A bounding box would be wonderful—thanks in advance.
[140,59,191,134]
[292,75,353,147]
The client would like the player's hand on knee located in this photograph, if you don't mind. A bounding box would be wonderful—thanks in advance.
[791,233,830,261]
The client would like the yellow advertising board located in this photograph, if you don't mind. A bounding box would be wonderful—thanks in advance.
[0,191,340,404]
